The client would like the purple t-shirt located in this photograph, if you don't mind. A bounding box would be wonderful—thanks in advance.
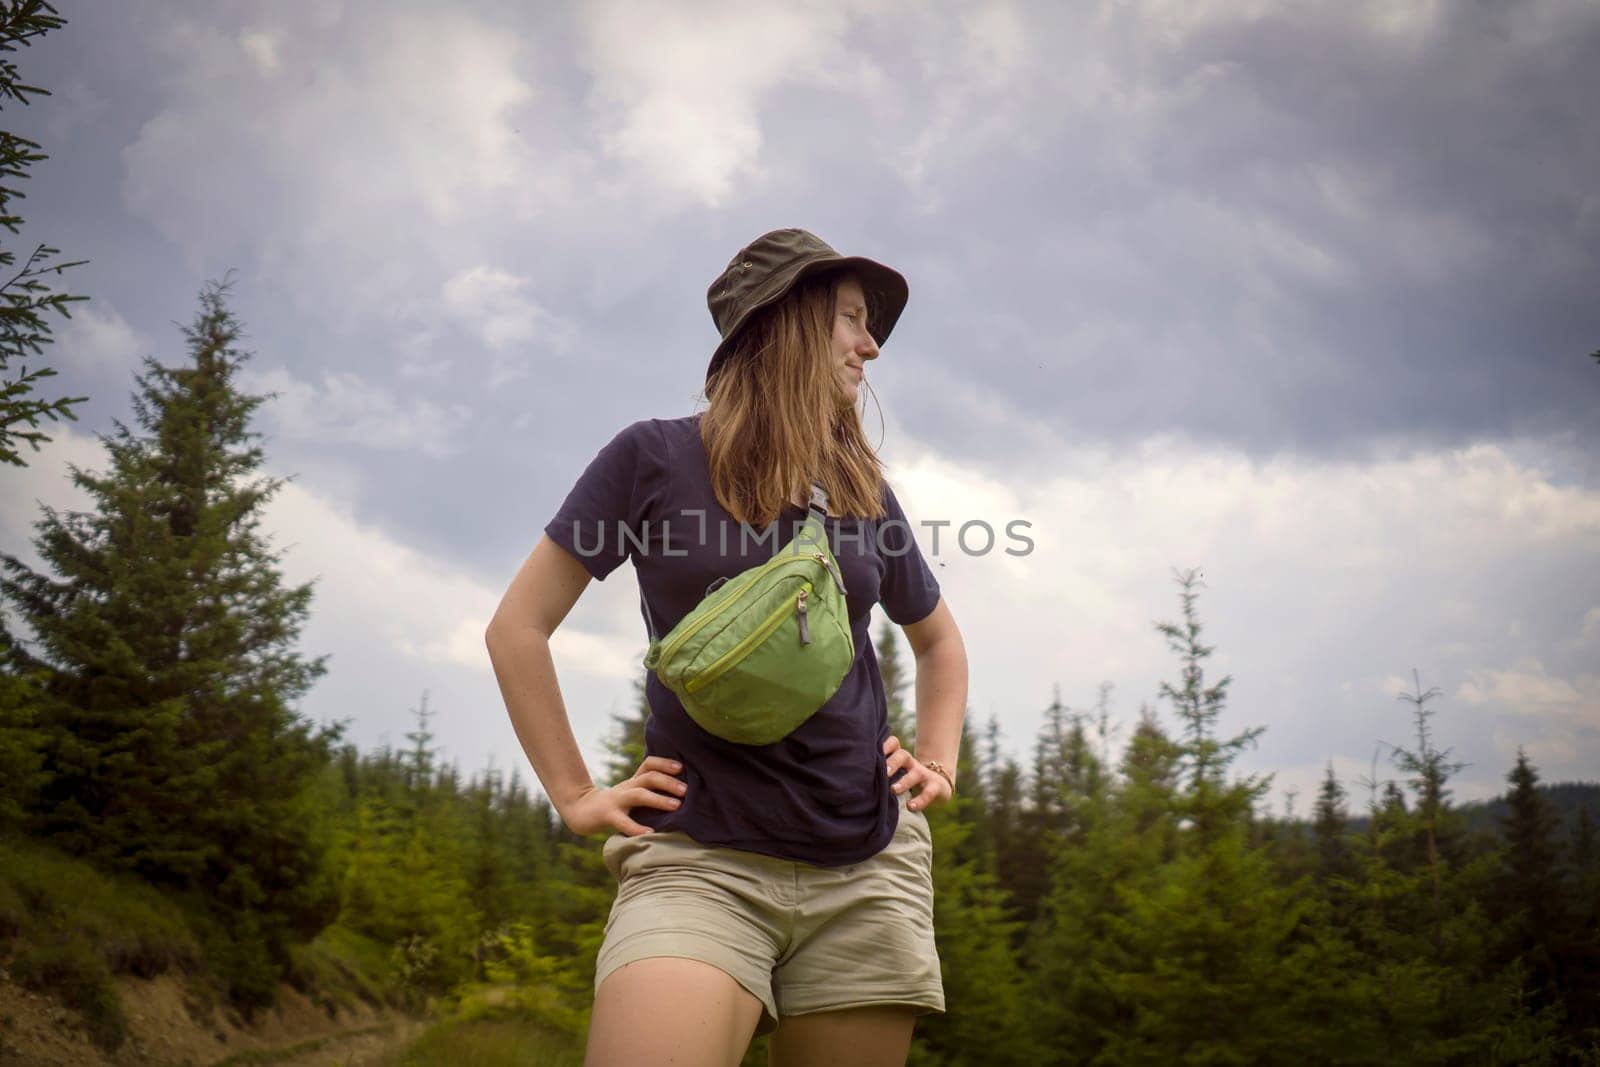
[543,413,942,866]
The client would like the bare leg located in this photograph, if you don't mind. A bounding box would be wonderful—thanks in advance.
[585,957,765,1067]
[767,1005,917,1067]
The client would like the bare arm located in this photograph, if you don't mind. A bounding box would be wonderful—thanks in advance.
[883,596,969,810]
[484,535,685,835]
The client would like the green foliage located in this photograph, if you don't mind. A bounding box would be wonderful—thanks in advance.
[912,801,1036,1066]
[1312,760,1355,885]
[316,735,590,1019]
[477,923,587,1038]
[1488,747,1580,1045]
[600,675,650,786]
[1153,567,1270,842]
[7,418,1600,1065]
[0,0,88,467]
[871,626,1034,1066]
[0,834,203,1049]
[0,277,336,1007]
[390,1015,581,1067]
[10,934,127,1049]
[285,924,395,1016]
[877,617,914,745]
[0,644,47,825]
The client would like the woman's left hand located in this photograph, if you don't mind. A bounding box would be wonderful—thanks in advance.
[882,735,953,813]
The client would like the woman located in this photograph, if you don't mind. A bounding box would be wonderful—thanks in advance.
[485,228,969,1067]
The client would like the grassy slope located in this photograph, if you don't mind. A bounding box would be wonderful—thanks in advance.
[0,835,394,1057]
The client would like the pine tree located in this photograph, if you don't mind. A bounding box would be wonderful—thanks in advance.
[601,675,650,787]
[912,718,1037,1066]
[1490,749,1569,1027]
[1572,806,1596,883]
[0,630,47,824]
[466,760,513,941]
[1028,685,1071,838]
[1077,574,1310,1061]
[876,618,914,746]
[943,713,990,871]
[1334,676,1546,1059]
[1386,669,1468,954]
[0,0,88,467]
[1153,567,1267,846]
[404,690,438,802]
[1565,806,1600,1045]
[1088,680,1116,797]
[1312,760,1354,886]
[1030,573,1339,1062]
[0,0,82,829]
[0,277,335,1005]
[980,714,1030,939]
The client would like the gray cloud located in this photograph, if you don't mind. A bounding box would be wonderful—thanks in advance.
[6,0,1597,801]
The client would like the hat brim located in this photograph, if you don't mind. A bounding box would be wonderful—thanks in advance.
[705,253,908,386]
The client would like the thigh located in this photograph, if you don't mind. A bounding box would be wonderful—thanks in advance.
[587,956,764,1067]
[766,1004,916,1067]
[596,830,788,1034]
[771,792,944,1021]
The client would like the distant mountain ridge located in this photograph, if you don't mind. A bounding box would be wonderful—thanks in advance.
[1457,781,1600,839]
[1337,781,1599,840]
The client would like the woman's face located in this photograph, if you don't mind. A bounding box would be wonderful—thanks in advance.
[829,276,879,406]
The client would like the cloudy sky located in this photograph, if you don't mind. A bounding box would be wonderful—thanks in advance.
[5,0,1597,815]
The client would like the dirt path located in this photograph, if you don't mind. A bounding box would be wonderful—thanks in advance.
[216,1017,429,1066]
[0,973,424,1066]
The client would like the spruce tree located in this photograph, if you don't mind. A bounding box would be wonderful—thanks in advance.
[1153,567,1267,845]
[1386,669,1469,953]
[0,0,88,467]
[403,689,438,802]
[943,713,991,871]
[1338,675,1545,1058]
[980,714,1030,937]
[0,0,83,828]
[1312,760,1354,886]
[1027,686,1071,839]
[876,617,913,746]
[1491,749,1569,1028]
[0,276,335,1005]
[601,675,650,787]
[1565,806,1600,1044]
[0,631,46,824]
[914,715,1037,1066]
[1032,574,1352,1062]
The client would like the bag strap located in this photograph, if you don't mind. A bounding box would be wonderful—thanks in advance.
[642,590,659,644]
[640,481,828,645]
[807,482,830,517]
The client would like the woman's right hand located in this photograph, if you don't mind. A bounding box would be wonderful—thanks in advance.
[562,755,688,837]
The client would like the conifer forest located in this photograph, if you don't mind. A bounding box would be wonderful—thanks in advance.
[2,3,1598,1064]
[1,270,1595,1063]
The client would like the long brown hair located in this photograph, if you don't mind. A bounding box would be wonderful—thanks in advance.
[699,271,888,527]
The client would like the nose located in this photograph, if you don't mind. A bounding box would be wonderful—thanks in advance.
[859,332,880,361]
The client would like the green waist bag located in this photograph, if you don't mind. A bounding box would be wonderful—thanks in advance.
[641,484,853,746]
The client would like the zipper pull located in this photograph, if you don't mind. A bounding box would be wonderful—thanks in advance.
[797,588,811,645]
[812,552,846,595]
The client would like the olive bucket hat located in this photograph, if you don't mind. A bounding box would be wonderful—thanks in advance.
[704,227,909,386]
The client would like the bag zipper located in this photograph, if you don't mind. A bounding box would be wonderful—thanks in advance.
[653,566,766,665]
[686,578,814,694]
[656,548,840,666]
[811,551,846,595]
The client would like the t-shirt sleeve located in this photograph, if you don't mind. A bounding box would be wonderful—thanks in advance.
[877,480,942,626]
[543,419,669,582]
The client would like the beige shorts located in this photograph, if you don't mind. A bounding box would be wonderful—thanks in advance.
[595,789,944,1037]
